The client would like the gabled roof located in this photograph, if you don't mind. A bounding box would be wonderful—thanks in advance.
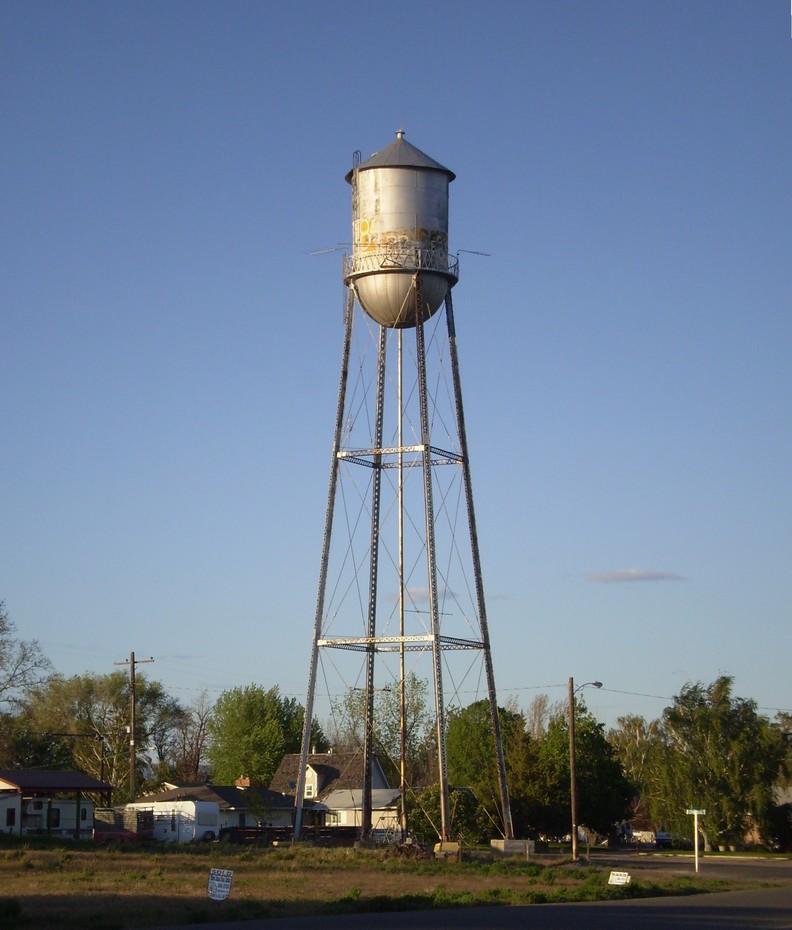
[269,752,390,799]
[0,769,112,793]
[130,783,293,811]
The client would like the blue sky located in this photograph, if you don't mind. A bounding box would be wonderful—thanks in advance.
[2,0,790,730]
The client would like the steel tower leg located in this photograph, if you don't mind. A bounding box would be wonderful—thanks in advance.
[414,273,451,842]
[398,328,408,840]
[445,289,515,840]
[293,286,356,843]
[361,324,387,841]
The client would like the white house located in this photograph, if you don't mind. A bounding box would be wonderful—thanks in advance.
[320,788,401,833]
[269,751,395,833]
[0,769,111,839]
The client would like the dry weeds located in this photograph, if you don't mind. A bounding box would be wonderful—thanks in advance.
[0,841,726,929]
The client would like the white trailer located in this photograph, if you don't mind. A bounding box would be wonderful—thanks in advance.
[126,799,219,843]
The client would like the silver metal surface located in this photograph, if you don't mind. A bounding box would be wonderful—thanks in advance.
[345,131,458,328]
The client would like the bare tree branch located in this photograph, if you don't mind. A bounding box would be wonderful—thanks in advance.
[0,601,52,705]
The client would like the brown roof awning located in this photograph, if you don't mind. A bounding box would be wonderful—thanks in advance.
[0,769,112,793]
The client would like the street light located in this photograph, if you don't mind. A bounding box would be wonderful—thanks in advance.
[569,677,602,861]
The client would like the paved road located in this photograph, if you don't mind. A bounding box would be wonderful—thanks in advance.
[153,855,792,930]
[592,848,792,885]
[153,887,792,930]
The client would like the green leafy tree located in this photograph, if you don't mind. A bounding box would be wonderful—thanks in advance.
[0,710,72,769]
[608,714,662,827]
[648,676,786,849]
[520,700,632,838]
[446,698,526,837]
[0,601,52,706]
[207,684,325,786]
[497,705,539,839]
[22,671,186,801]
[776,712,792,786]
[769,712,792,851]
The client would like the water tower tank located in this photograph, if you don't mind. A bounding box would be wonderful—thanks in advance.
[344,131,459,328]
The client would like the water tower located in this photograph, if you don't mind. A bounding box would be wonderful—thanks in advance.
[294,132,513,843]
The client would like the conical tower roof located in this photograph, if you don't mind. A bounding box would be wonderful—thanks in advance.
[346,130,455,183]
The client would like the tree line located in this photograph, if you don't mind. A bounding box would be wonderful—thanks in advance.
[1,602,790,848]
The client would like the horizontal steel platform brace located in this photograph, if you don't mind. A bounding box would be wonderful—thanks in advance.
[316,634,484,652]
[337,445,464,467]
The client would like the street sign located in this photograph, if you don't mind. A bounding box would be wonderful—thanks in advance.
[685,809,706,873]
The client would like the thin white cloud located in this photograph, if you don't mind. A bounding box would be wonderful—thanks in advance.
[587,568,686,584]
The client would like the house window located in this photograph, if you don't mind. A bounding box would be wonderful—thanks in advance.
[6,808,15,827]
[304,784,314,798]
[32,800,43,811]
[81,808,88,821]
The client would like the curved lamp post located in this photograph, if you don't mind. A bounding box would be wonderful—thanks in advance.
[569,677,602,861]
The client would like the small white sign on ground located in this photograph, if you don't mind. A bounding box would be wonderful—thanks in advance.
[207,868,233,901]
[608,870,631,885]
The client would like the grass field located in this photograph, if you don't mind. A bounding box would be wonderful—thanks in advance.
[0,839,736,929]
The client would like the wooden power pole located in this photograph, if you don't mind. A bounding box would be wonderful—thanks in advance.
[114,651,154,802]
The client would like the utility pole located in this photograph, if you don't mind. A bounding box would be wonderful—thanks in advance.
[568,677,578,861]
[114,651,154,802]
[568,676,602,861]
